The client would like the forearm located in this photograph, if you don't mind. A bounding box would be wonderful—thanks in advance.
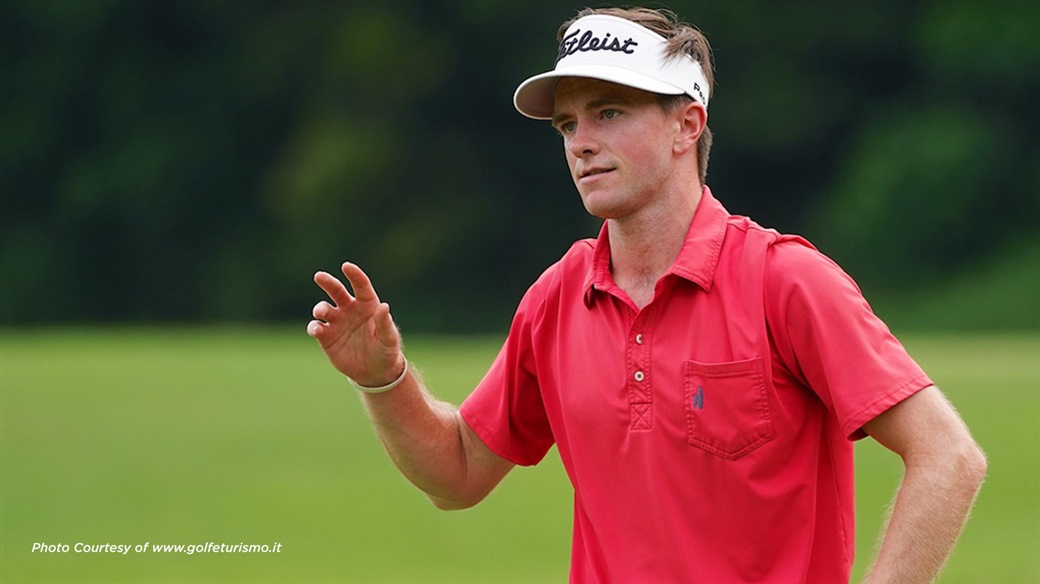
[358,365,482,509]
[862,445,987,584]
[307,264,510,509]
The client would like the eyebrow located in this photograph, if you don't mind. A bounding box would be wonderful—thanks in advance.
[552,94,634,127]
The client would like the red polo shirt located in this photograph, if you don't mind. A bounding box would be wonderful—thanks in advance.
[460,187,931,583]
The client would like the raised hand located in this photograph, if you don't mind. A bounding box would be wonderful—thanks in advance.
[307,262,405,387]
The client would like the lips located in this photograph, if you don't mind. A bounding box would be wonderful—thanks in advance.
[579,167,614,180]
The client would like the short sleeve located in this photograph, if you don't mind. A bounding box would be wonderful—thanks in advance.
[460,285,555,466]
[764,241,933,439]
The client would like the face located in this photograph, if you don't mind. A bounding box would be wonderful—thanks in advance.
[552,78,682,220]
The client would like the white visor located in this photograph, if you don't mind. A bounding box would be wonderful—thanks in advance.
[514,14,710,120]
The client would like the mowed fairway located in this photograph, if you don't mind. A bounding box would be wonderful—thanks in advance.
[2,328,1037,583]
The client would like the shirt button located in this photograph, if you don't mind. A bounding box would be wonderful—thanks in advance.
[634,371,645,382]
[635,333,644,345]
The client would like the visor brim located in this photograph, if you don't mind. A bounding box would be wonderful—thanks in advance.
[513,65,688,120]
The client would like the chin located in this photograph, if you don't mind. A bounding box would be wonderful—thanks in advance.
[582,204,624,221]
[580,192,630,220]
[579,198,610,219]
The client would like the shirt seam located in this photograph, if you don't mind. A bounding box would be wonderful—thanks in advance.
[839,373,933,438]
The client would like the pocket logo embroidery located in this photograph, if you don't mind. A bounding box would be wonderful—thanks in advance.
[683,358,774,460]
[692,385,704,409]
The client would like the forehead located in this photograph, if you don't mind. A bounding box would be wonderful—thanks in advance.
[552,77,657,116]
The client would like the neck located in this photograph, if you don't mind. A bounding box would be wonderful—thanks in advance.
[608,185,703,308]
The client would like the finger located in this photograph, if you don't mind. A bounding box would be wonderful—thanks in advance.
[312,300,336,322]
[306,320,326,339]
[314,271,354,306]
[374,302,398,347]
[341,262,380,304]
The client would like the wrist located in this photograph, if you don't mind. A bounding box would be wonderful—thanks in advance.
[348,359,408,394]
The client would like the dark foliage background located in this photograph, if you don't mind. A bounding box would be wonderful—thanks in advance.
[2,0,1037,331]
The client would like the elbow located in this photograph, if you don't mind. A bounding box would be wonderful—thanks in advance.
[943,438,988,497]
[428,490,487,511]
[907,434,988,496]
[963,442,988,489]
[426,480,494,511]
[430,497,474,511]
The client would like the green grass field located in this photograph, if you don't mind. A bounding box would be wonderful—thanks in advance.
[2,328,1037,583]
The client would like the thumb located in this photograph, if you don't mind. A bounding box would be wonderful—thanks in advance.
[374,303,399,348]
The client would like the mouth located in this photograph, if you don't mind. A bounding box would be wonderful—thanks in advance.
[579,167,614,180]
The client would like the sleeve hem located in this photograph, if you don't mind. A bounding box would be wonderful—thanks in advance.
[459,402,548,467]
[841,373,933,440]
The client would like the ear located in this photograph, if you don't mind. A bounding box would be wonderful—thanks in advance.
[672,101,706,156]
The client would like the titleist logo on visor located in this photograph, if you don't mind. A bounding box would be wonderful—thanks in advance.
[556,29,639,63]
[513,14,710,119]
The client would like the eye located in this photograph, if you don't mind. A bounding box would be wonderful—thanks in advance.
[556,120,577,136]
[601,109,620,120]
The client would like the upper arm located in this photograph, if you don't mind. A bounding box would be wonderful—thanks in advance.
[428,415,515,511]
[461,415,516,489]
[863,385,984,468]
[764,241,933,438]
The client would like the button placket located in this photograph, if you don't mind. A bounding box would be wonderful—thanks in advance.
[627,312,653,431]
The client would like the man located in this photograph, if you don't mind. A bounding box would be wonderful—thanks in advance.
[307,7,986,583]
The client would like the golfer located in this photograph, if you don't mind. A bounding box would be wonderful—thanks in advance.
[308,6,986,583]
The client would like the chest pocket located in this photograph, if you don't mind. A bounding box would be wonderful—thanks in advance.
[683,357,774,460]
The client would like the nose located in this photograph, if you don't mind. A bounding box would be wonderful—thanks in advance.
[567,120,599,159]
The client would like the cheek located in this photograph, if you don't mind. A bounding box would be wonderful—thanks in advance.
[627,145,673,190]
[625,141,665,171]
[564,152,578,180]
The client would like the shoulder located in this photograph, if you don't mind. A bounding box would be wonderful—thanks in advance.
[554,238,597,271]
[718,215,837,285]
[762,235,883,349]
[764,237,864,302]
[515,238,596,314]
[528,238,595,291]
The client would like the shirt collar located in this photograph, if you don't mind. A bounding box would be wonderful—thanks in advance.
[583,185,729,306]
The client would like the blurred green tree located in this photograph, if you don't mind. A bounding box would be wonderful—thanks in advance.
[2,0,1036,330]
